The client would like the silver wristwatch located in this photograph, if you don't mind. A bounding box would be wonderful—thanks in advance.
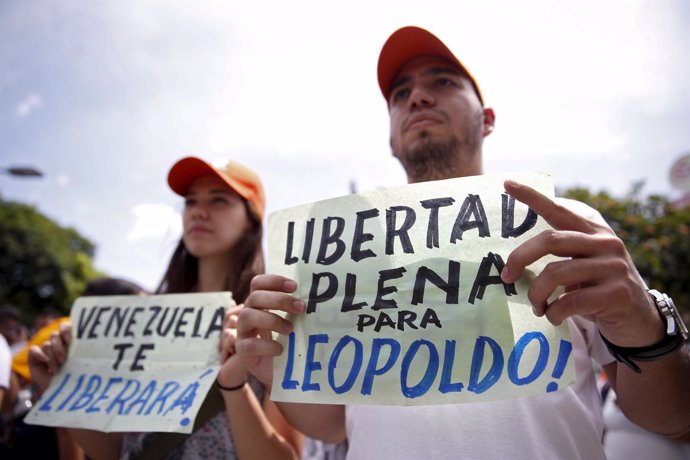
[600,289,688,373]
[648,289,688,340]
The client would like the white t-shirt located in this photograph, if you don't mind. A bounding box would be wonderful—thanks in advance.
[345,199,616,459]
[0,334,11,389]
[346,317,613,459]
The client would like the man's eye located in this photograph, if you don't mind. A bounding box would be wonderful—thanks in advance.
[392,88,410,102]
[184,198,196,207]
[436,78,453,87]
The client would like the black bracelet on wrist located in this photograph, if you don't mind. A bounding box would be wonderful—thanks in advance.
[600,331,684,374]
[600,289,689,374]
[215,379,247,392]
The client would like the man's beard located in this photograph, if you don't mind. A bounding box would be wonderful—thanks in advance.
[396,134,466,183]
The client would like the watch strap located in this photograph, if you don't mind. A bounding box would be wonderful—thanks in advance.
[600,331,684,374]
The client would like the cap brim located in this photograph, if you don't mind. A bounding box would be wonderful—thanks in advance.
[167,157,220,196]
[377,26,483,105]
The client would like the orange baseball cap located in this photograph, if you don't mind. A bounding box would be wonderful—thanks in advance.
[168,156,266,220]
[377,26,484,105]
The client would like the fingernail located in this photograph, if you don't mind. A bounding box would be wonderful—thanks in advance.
[500,266,510,282]
[284,280,297,292]
[292,300,305,313]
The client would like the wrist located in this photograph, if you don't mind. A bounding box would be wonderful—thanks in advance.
[216,378,247,392]
[601,289,688,373]
[216,369,248,390]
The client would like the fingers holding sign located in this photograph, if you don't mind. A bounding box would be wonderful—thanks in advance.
[236,274,304,387]
[500,180,663,347]
[217,303,249,388]
[219,303,242,361]
[28,323,73,394]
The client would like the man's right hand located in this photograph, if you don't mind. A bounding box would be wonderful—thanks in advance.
[28,323,72,394]
[236,274,305,388]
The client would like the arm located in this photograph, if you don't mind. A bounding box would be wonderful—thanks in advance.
[28,324,124,459]
[236,274,347,443]
[501,180,690,436]
[56,427,85,460]
[218,306,302,460]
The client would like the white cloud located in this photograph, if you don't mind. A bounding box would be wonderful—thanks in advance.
[56,174,70,187]
[126,203,181,243]
[16,93,43,117]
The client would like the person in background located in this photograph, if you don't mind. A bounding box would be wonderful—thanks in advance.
[9,325,28,357]
[235,26,690,459]
[31,308,62,337]
[0,305,22,350]
[29,157,302,459]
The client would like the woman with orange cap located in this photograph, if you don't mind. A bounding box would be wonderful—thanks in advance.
[29,157,302,459]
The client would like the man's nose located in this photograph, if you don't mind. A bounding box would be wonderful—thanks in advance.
[408,86,435,110]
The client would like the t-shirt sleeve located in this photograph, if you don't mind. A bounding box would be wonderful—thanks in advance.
[0,335,12,389]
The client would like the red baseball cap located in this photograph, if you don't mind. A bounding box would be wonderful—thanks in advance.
[167,156,265,220]
[377,26,484,105]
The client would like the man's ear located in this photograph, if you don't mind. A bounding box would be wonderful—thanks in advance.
[482,107,495,137]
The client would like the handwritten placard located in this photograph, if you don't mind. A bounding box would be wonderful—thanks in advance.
[268,172,575,405]
[24,292,231,433]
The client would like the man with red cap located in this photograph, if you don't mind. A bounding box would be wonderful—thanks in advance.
[237,26,690,459]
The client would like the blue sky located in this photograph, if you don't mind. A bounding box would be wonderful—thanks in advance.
[1,0,689,292]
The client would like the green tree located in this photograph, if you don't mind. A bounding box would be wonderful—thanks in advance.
[0,198,102,321]
[561,186,690,320]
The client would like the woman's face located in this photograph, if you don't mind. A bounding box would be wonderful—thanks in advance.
[182,174,251,259]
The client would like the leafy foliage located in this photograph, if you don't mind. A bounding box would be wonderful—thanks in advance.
[561,187,690,320]
[0,198,102,322]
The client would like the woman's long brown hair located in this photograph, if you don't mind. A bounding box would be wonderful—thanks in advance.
[155,201,264,303]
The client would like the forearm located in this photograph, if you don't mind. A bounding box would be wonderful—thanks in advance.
[223,385,300,460]
[56,427,84,460]
[66,429,123,460]
[277,401,346,443]
[612,345,690,436]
